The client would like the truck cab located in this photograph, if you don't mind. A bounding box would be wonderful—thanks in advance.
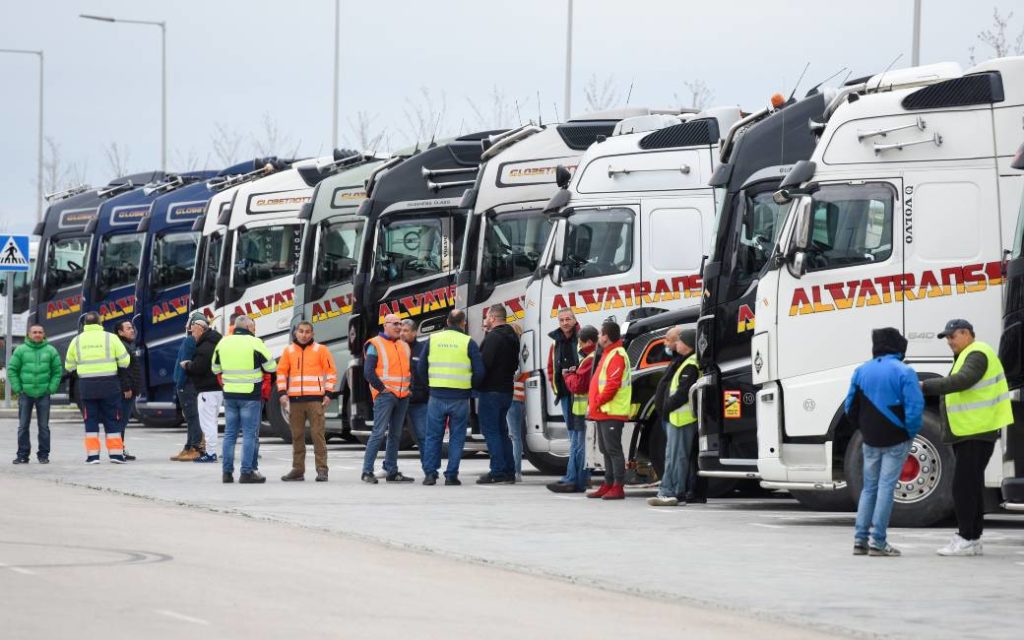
[754,58,1024,525]
[521,108,740,478]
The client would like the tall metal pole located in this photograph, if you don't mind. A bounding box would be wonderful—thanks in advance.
[0,49,44,222]
[4,273,12,408]
[912,0,922,66]
[563,0,573,120]
[332,0,340,149]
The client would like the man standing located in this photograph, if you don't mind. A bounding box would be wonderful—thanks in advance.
[476,304,520,484]
[842,327,923,556]
[115,320,142,461]
[586,321,632,500]
[65,312,131,463]
[278,321,337,482]
[921,319,1012,557]
[547,308,580,436]
[402,319,429,463]
[420,309,484,486]
[507,322,527,482]
[547,325,598,493]
[212,315,277,484]
[182,316,222,463]
[362,313,414,484]
[648,327,701,507]
[171,313,205,461]
[9,324,61,464]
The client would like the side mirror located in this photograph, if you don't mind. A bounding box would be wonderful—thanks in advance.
[555,165,572,189]
[792,197,813,252]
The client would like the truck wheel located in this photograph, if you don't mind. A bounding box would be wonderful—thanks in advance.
[844,411,954,527]
[141,414,183,429]
[523,448,568,476]
[266,388,293,444]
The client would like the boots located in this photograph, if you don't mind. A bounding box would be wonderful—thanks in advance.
[587,483,612,499]
[281,469,305,482]
[170,447,191,461]
[602,484,625,500]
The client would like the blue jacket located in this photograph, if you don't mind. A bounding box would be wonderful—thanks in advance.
[418,329,485,400]
[844,354,924,446]
[174,334,197,389]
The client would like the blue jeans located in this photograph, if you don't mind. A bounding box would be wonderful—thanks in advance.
[177,383,202,449]
[422,396,469,479]
[222,398,261,474]
[558,395,588,487]
[17,395,51,460]
[363,392,410,475]
[506,400,524,476]
[855,439,913,547]
[478,391,514,478]
[408,402,428,463]
[660,421,695,498]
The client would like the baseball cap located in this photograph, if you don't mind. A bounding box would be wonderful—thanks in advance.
[937,318,973,339]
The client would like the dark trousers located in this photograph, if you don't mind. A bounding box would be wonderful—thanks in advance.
[177,383,202,449]
[17,395,51,460]
[596,420,626,485]
[687,426,706,499]
[952,439,996,540]
[478,391,514,478]
[118,396,132,443]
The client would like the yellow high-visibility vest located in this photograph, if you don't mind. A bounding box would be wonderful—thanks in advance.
[945,341,1012,437]
[668,354,700,427]
[211,333,277,395]
[427,330,472,389]
[65,324,129,378]
[596,346,631,417]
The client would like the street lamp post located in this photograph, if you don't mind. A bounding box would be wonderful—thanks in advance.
[333,0,340,149]
[0,48,44,222]
[564,0,573,121]
[80,14,167,171]
[912,0,922,66]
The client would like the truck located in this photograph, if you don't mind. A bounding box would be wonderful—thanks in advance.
[519,107,741,478]
[753,58,1024,525]
[456,112,636,472]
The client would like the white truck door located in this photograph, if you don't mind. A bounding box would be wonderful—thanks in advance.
[640,197,709,317]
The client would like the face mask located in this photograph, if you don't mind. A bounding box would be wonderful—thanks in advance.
[665,345,674,356]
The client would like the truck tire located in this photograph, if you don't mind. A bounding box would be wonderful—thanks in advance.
[523,448,568,476]
[844,411,954,527]
[141,414,183,429]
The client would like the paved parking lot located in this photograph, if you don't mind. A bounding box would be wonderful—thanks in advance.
[2,418,1024,639]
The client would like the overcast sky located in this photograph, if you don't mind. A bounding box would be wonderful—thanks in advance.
[0,0,1020,234]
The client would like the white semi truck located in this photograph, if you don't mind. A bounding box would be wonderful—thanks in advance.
[754,58,1024,525]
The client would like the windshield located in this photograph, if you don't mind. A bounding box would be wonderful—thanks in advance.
[1014,193,1024,260]
[709,187,729,262]
[233,224,302,288]
[97,233,143,291]
[315,219,362,288]
[44,237,89,298]
[152,231,199,290]
[192,231,222,307]
[729,190,788,296]
[803,183,894,272]
[374,214,464,286]
[482,209,552,288]
[562,208,633,281]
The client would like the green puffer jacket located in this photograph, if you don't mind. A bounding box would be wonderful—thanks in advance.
[8,339,62,398]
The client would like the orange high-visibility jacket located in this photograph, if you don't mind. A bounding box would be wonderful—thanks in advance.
[366,335,411,400]
[276,341,338,398]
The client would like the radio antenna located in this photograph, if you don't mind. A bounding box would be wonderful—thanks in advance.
[515,99,523,126]
[625,80,635,105]
[873,53,903,93]
[807,66,848,95]
[788,62,811,101]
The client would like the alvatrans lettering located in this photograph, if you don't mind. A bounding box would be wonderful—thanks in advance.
[377,285,458,325]
[99,295,135,322]
[311,293,355,323]
[152,295,189,324]
[788,262,1002,316]
[235,288,295,320]
[548,276,702,318]
[46,294,82,320]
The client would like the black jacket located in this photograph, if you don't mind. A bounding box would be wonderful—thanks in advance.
[118,337,143,395]
[655,353,698,420]
[409,339,429,404]
[186,329,223,393]
[548,325,580,400]
[479,324,520,393]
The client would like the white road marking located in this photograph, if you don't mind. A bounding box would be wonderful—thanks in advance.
[750,522,784,529]
[155,609,210,625]
[0,562,35,575]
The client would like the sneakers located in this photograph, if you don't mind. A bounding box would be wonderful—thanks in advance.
[423,474,438,486]
[316,469,328,482]
[602,484,626,500]
[222,472,234,484]
[515,473,523,483]
[194,453,218,463]
[587,483,612,499]
[281,469,305,482]
[361,472,379,484]
[547,482,584,494]
[853,540,868,556]
[937,533,983,556]
[444,476,462,486]
[386,472,415,483]
[647,495,679,507]
[239,471,266,484]
[12,457,28,464]
[109,455,126,464]
[85,456,100,465]
[123,450,137,461]
[868,543,901,557]
[37,457,49,464]
[476,473,506,485]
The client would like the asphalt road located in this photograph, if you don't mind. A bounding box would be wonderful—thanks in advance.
[2,418,1023,639]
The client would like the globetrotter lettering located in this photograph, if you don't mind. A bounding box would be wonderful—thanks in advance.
[151,295,189,324]
[547,276,702,318]
[377,285,458,325]
[788,261,1002,316]
[311,293,355,323]
[99,295,135,322]
[234,288,295,320]
[46,294,82,320]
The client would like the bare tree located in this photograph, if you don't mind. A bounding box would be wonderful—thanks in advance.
[104,142,132,179]
[970,8,1024,64]
[346,110,386,151]
[466,86,523,130]
[674,79,715,111]
[42,137,88,194]
[582,74,620,113]
[400,86,448,145]
[211,122,245,165]
[172,148,210,173]
[250,112,302,159]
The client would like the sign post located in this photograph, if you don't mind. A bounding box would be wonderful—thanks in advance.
[0,235,31,408]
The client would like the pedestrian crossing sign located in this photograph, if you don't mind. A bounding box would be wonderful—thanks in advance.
[0,235,30,272]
